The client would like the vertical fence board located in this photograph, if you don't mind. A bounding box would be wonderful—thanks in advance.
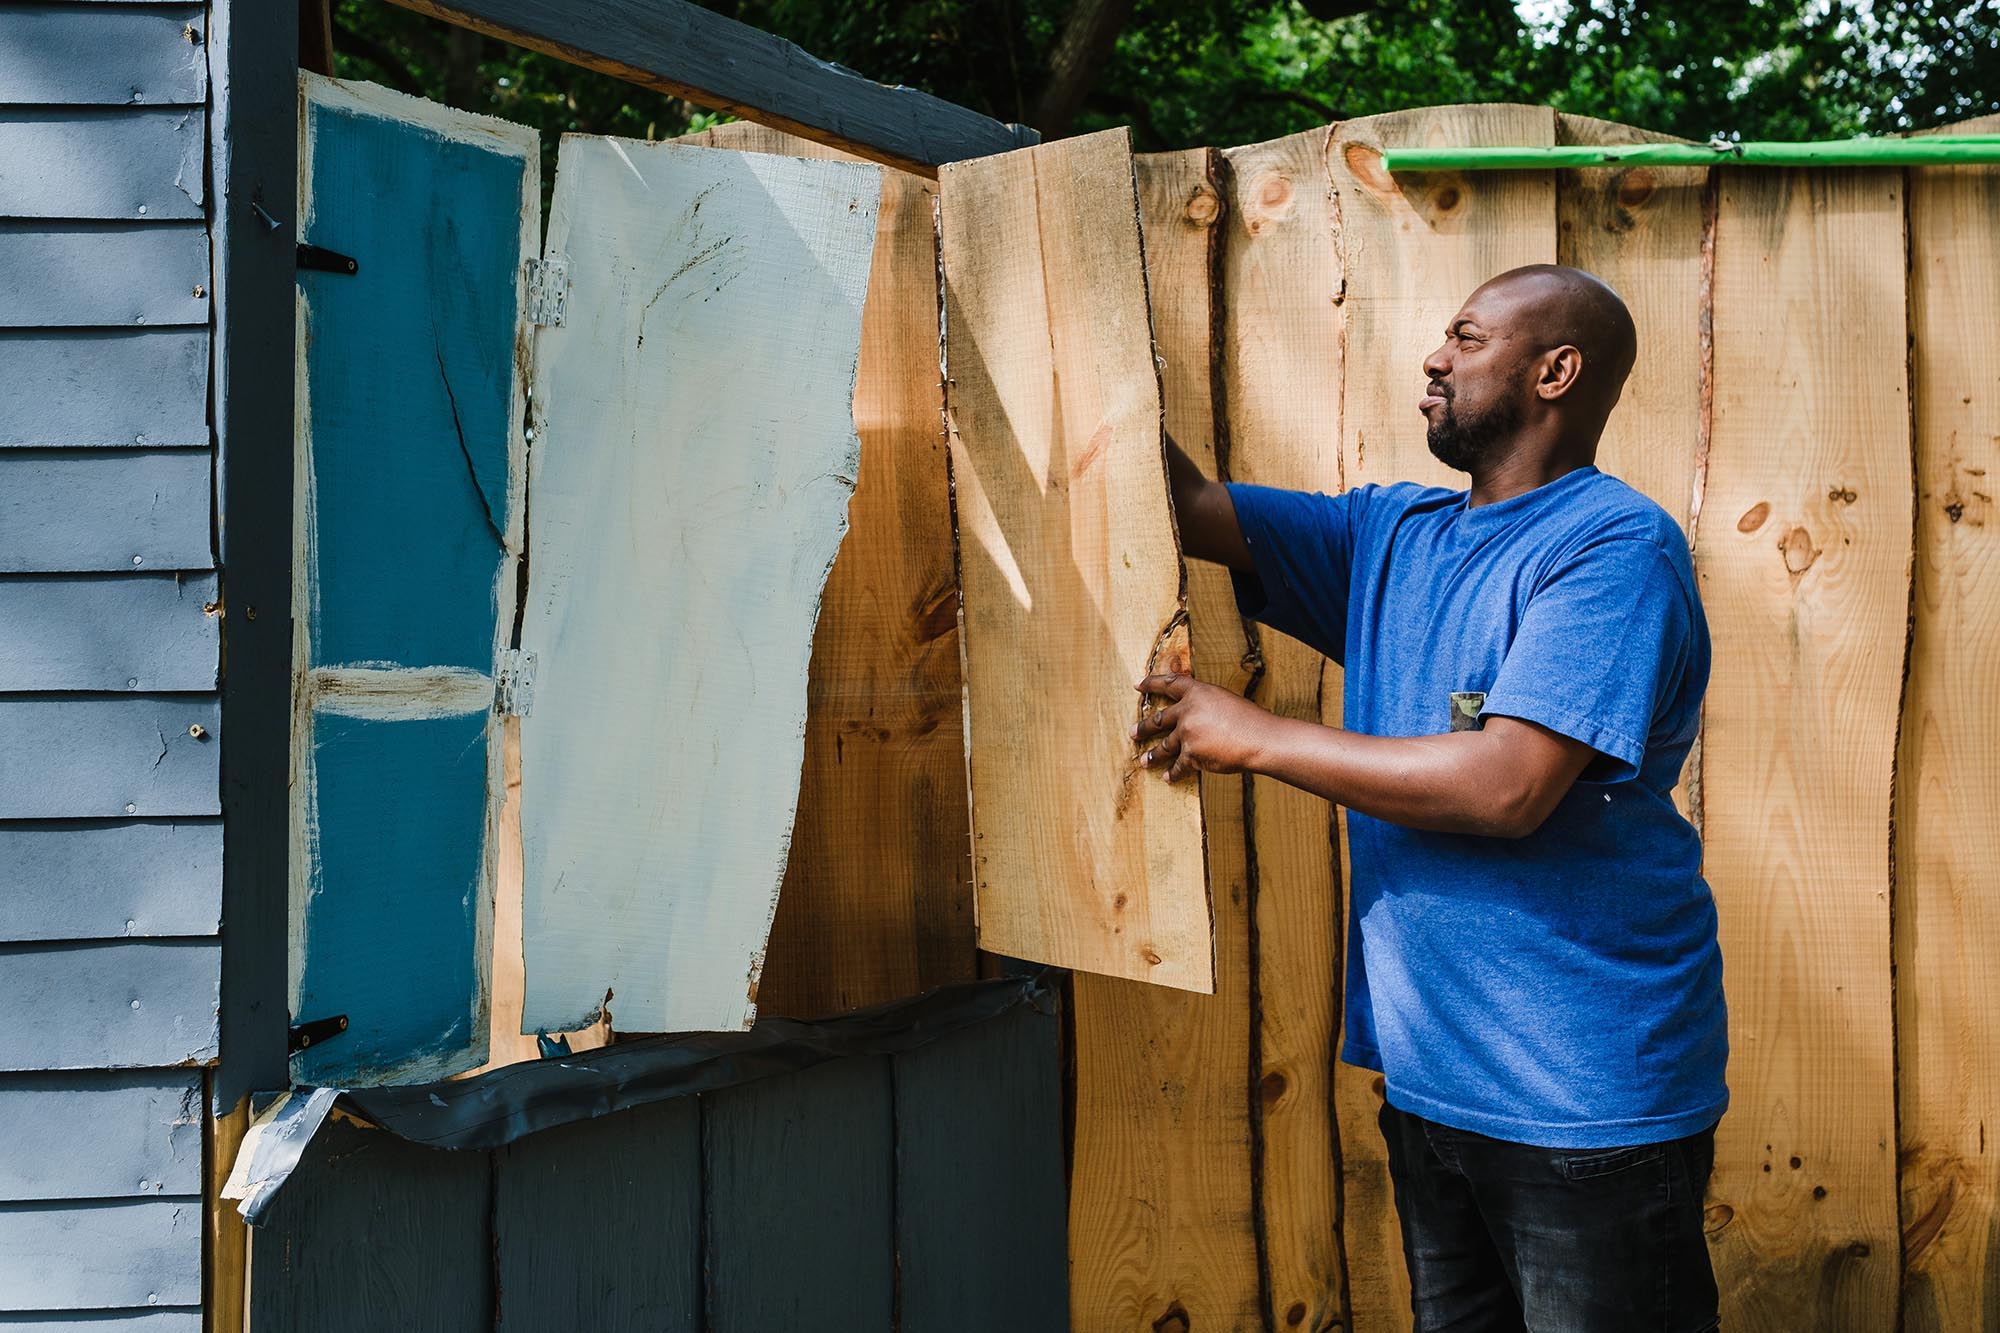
[1696,168,1908,1329]
[1219,127,1347,1332]
[1897,121,2000,1331]
[1069,146,1263,1330]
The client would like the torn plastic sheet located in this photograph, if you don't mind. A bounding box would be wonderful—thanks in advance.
[232,973,1054,1224]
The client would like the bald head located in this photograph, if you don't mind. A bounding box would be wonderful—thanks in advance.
[1475,264,1638,408]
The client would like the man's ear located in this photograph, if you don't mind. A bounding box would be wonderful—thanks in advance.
[1537,345,1584,400]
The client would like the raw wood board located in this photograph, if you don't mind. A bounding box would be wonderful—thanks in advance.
[1694,167,1908,1329]
[518,135,881,1033]
[939,125,1212,993]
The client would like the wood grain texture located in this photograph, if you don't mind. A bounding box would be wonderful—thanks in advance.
[0,573,218,692]
[941,126,1212,992]
[1330,104,1556,494]
[0,223,208,328]
[1219,127,1348,1332]
[0,697,218,819]
[1896,118,2000,1331]
[205,1094,249,1333]
[494,1099,701,1330]
[0,821,221,941]
[0,1199,200,1310]
[0,4,206,106]
[0,940,218,1070]
[520,135,878,1034]
[0,108,204,219]
[1069,145,1263,1330]
[684,119,977,1019]
[0,1071,201,1200]
[704,1056,894,1330]
[1695,168,1909,1329]
[0,450,213,574]
[0,330,207,448]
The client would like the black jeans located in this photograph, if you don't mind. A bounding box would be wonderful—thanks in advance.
[1380,1101,1720,1333]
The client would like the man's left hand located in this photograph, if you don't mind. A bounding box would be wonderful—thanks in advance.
[1132,674,1278,782]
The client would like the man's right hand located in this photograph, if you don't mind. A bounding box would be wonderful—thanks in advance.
[1164,430,1254,571]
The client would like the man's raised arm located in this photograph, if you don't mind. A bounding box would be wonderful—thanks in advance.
[1164,430,1254,572]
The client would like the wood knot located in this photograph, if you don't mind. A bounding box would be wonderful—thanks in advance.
[1260,1070,1288,1106]
[1286,1301,1309,1326]
[1340,141,1394,198]
[1184,184,1220,228]
[1615,168,1656,211]
[1846,1241,1871,1259]
[1140,946,1163,966]
[1779,526,1819,575]
[1703,1203,1735,1236]
[1827,485,1857,504]
[1243,171,1295,234]
[1736,501,1770,533]
[1113,893,1128,910]
[1152,1303,1191,1333]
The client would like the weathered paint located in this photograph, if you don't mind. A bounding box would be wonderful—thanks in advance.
[0,1314,200,1332]
[0,222,209,327]
[0,940,219,1071]
[0,1071,202,1200]
[0,697,218,819]
[0,450,213,573]
[0,1199,201,1310]
[0,107,204,218]
[0,573,219,691]
[304,665,493,720]
[0,4,207,106]
[519,137,879,1033]
[0,821,222,940]
[0,329,207,448]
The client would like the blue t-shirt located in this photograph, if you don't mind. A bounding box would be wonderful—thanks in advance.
[1226,465,1727,1148]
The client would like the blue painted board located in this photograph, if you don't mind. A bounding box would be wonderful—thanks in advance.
[0,940,218,1071]
[0,1199,200,1310]
[0,574,218,691]
[0,450,213,573]
[0,223,209,327]
[0,820,221,940]
[0,1071,202,1200]
[0,1314,199,1331]
[0,330,207,448]
[0,697,217,819]
[0,108,204,219]
[0,5,207,106]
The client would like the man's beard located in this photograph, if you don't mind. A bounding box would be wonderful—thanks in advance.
[1426,390,1520,472]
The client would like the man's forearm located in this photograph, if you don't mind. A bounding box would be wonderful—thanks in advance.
[1164,431,1253,571]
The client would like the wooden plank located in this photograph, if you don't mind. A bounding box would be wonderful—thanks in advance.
[0,450,213,574]
[494,1099,701,1330]
[0,223,208,328]
[0,821,221,941]
[518,137,880,1034]
[704,1056,894,1329]
[1694,168,1908,1329]
[940,126,1212,992]
[0,573,219,692]
[1218,127,1348,1332]
[1068,146,1263,1329]
[0,1072,201,1201]
[0,940,218,1070]
[385,0,1027,176]
[0,330,207,449]
[0,1200,200,1310]
[0,108,204,219]
[1896,116,2000,1331]
[204,1093,249,1333]
[895,1004,1067,1332]
[249,1119,490,1333]
[0,697,218,819]
[0,4,207,106]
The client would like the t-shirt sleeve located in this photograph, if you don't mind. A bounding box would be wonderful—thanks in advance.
[1223,481,1360,664]
[1481,538,1693,784]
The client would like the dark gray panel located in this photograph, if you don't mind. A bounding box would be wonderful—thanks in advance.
[0,1071,202,1200]
[0,821,221,940]
[0,1314,201,1331]
[0,940,218,1070]
[0,574,219,691]
[0,223,208,327]
[495,1098,701,1331]
[0,108,203,220]
[0,330,207,448]
[0,5,206,106]
[0,696,218,819]
[0,450,213,573]
[250,1119,490,1333]
[0,1198,200,1309]
[704,1055,895,1330]
[894,1004,1069,1333]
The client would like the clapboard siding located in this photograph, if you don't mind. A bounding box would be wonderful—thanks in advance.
[0,107,204,219]
[0,1071,201,1200]
[0,940,219,1071]
[0,1199,202,1310]
[0,574,219,691]
[0,5,206,107]
[0,451,213,573]
[0,1314,201,1332]
[0,697,218,819]
[0,223,209,327]
[0,821,221,940]
[0,330,207,448]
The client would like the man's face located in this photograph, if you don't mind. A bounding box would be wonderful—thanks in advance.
[1420,287,1534,472]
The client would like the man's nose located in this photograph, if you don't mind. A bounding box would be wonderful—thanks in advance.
[1423,343,1450,379]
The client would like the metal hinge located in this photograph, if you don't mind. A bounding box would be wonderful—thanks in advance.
[496,649,537,717]
[525,256,568,326]
[289,1014,348,1054]
[296,243,358,275]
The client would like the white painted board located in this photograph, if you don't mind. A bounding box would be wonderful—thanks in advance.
[519,137,880,1033]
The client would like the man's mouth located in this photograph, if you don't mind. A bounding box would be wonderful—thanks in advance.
[1420,382,1449,412]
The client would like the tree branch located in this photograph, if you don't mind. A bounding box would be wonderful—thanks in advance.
[1032,0,1139,137]
[330,14,428,96]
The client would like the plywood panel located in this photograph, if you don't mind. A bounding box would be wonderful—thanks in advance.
[1896,119,2000,1331]
[0,450,213,573]
[0,4,207,105]
[0,329,207,448]
[0,1072,201,1200]
[0,573,218,692]
[0,697,218,819]
[1069,146,1262,1330]
[0,108,204,219]
[519,137,880,1033]
[1695,168,1908,1329]
[940,126,1211,992]
[0,1199,200,1310]
[0,940,218,1071]
[1218,127,1348,1332]
[0,821,221,941]
[0,223,209,328]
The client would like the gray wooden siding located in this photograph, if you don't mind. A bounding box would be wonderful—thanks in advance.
[0,4,219,1326]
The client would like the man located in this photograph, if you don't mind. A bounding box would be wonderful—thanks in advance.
[1134,265,1726,1331]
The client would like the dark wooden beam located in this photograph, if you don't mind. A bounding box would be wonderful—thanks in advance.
[385,0,1038,176]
